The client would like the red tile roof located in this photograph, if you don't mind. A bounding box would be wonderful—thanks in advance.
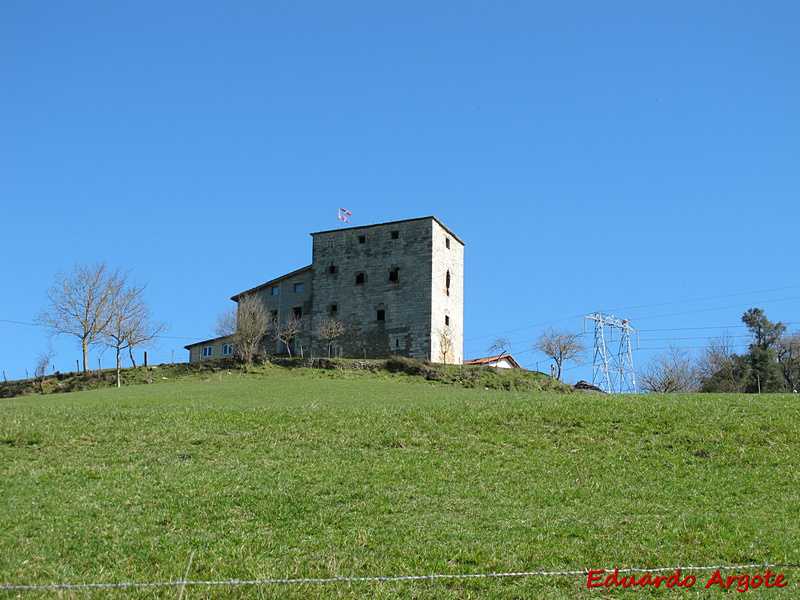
[463,353,523,369]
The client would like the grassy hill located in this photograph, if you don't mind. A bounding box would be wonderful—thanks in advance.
[1,371,799,598]
[0,356,571,398]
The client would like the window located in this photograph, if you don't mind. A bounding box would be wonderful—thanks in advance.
[355,272,365,285]
[222,344,233,356]
[388,267,399,283]
[445,238,450,249]
[391,230,399,240]
[377,309,385,321]
[271,286,279,296]
[293,306,302,318]
[269,310,278,323]
[328,304,338,316]
[294,283,303,292]
[328,264,337,275]
[446,269,451,295]
[202,346,213,358]
[359,235,366,244]
[445,315,450,327]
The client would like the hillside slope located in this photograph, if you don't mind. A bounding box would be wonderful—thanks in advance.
[1,379,798,598]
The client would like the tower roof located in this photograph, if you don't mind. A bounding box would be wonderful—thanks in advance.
[311,216,464,246]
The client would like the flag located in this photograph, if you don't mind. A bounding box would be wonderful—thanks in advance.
[338,208,352,223]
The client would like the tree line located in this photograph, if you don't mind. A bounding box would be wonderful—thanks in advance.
[213,294,346,361]
[35,262,167,388]
[637,308,798,393]
[498,308,798,394]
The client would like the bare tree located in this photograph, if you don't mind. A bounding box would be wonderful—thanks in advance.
[775,331,800,392]
[273,312,303,358]
[315,317,346,358]
[488,337,512,355]
[36,262,126,372]
[438,327,455,364]
[637,345,697,393]
[533,327,586,380]
[34,347,56,395]
[213,294,271,363]
[103,280,167,387]
[696,332,747,393]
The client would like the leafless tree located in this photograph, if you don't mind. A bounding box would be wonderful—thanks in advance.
[273,312,303,358]
[637,345,697,393]
[36,262,126,372]
[103,280,167,387]
[213,294,271,363]
[315,317,346,358]
[696,332,747,393]
[488,337,512,355]
[438,327,455,364]
[533,327,586,380]
[775,331,800,392]
[34,347,56,395]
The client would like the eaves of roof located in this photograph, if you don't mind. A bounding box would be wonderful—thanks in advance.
[230,264,313,302]
[463,353,523,369]
[311,216,465,246]
[184,335,231,350]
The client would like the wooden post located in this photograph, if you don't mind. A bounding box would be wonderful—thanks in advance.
[76,359,80,372]
[144,351,148,367]
[172,350,174,364]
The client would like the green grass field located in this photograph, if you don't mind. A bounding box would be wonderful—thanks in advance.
[2,369,799,598]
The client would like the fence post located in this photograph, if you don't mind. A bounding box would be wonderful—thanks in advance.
[144,351,148,367]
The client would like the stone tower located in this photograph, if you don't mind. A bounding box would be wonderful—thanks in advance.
[310,216,464,362]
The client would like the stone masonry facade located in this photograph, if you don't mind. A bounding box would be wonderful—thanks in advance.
[186,217,464,363]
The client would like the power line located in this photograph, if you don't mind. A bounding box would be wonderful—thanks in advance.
[0,318,198,340]
[465,314,586,342]
[634,296,800,321]
[599,284,800,314]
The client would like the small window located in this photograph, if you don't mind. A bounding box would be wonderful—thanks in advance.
[446,269,451,295]
[445,238,450,249]
[269,310,278,323]
[445,315,450,326]
[395,339,399,348]
[293,306,302,318]
[355,272,365,285]
[271,286,279,296]
[377,309,385,321]
[294,283,303,292]
[359,235,366,244]
[388,267,399,283]
[328,304,338,315]
[202,346,213,358]
[328,264,337,275]
[391,230,399,240]
[222,344,233,356]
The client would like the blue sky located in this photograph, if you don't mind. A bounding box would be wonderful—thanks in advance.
[1,1,798,385]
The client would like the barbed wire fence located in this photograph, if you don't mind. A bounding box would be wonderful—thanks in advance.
[3,562,798,593]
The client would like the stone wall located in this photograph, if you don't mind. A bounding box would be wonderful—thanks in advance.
[311,218,439,360]
[247,266,313,355]
[187,217,465,363]
[429,219,465,364]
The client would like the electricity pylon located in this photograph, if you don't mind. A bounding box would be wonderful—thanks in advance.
[585,312,638,393]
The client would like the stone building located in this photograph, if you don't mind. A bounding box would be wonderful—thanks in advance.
[185,216,464,363]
